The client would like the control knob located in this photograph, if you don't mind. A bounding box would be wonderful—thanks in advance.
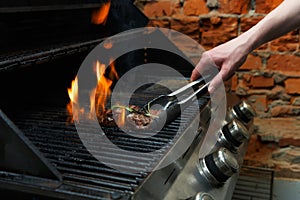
[218,119,250,151]
[227,101,256,125]
[198,147,239,185]
[188,192,215,200]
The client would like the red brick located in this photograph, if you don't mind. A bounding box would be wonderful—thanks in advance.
[276,71,300,78]
[284,78,300,94]
[144,1,172,18]
[231,74,238,91]
[147,19,170,28]
[199,17,238,48]
[251,76,274,88]
[243,73,252,83]
[256,0,283,14]
[270,30,299,52]
[240,54,262,70]
[171,0,181,16]
[279,138,300,147]
[240,16,264,32]
[183,0,209,16]
[170,15,200,40]
[218,0,251,14]
[267,54,300,71]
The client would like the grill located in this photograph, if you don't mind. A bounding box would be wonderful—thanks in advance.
[0,1,257,200]
[1,87,210,200]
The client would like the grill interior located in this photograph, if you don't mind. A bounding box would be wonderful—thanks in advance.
[0,1,225,199]
[2,85,209,199]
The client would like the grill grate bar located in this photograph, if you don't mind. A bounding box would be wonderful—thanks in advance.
[62,173,137,192]
[28,141,155,170]
[6,95,209,198]
[24,131,169,154]
[45,148,153,170]
[56,166,143,185]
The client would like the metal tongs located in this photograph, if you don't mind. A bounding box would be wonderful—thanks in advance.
[141,76,210,114]
[141,76,211,130]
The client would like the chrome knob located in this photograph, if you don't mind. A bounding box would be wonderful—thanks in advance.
[230,101,256,125]
[218,119,250,151]
[198,147,239,185]
[189,192,215,200]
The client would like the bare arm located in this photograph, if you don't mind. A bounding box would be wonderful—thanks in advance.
[191,0,300,92]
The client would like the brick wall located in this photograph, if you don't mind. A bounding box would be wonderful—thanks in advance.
[135,0,300,119]
[135,0,300,178]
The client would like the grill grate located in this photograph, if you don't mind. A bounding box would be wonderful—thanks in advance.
[8,94,209,199]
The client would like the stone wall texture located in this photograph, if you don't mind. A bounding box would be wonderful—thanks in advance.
[135,0,300,178]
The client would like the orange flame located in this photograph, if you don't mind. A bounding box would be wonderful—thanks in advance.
[91,1,111,25]
[67,60,119,124]
[66,77,84,123]
[94,60,113,114]
[89,88,97,120]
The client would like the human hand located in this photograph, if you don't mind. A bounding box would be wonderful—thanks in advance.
[190,38,249,93]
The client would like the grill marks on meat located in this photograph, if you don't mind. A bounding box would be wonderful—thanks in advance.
[127,112,152,129]
[98,105,161,130]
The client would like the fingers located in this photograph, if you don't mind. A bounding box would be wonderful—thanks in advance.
[190,52,218,81]
[190,68,201,81]
[207,72,223,93]
[191,51,224,93]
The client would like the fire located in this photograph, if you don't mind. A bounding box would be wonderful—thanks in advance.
[67,60,119,124]
[89,88,97,120]
[94,60,113,114]
[66,77,84,123]
[91,1,111,25]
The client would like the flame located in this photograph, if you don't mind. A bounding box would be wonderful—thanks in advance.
[68,77,78,104]
[89,88,97,120]
[91,1,111,25]
[67,60,119,124]
[66,77,84,123]
[94,60,113,114]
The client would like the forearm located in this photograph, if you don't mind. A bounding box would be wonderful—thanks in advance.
[239,0,300,54]
[191,0,300,89]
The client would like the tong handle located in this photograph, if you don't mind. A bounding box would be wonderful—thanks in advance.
[142,77,210,112]
[178,81,210,105]
[142,94,176,112]
[167,76,207,97]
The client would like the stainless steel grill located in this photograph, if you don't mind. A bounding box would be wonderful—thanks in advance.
[0,2,257,199]
[4,92,209,199]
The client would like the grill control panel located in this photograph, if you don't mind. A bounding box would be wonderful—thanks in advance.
[198,147,239,185]
[217,119,250,152]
